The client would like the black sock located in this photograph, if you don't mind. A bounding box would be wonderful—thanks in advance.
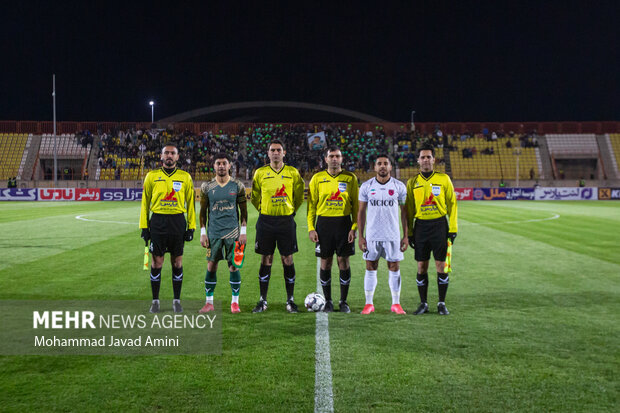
[339,268,351,302]
[172,266,183,300]
[259,264,271,301]
[437,272,449,302]
[320,269,332,301]
[283,264,295,301]
[416,272,428,303]
[150,267,162,300]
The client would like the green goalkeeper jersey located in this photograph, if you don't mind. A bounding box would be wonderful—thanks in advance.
[200,178,246,240]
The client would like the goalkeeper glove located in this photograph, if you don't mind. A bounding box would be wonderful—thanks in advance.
[184,229,194,242]
[408,235,415,249]
[141,228,150,241]
[448,232,457,244]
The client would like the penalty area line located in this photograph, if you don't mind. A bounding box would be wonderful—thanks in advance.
[315,257,334,413]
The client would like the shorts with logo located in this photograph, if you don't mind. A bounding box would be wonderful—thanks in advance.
[413,216,448,261]
[315,216,355,258]
[206,237,236,265]
[255,214,298,256]
[149,213,186,257]
[363,240,404,262]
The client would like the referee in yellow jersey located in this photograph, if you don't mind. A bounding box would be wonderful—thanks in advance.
[308,146,358,313]
[139,143,196,314]
[405,144,458,315]
[250,140,305,313]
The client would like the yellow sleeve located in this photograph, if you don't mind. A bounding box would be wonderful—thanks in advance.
[139,173,152,228]
[293,168,305,212]
[307,175,318,232]
[350,175,359,231]
[250,169,261,211]
[405,177,416,235]
[185,175,196,230]
[445,177,458,233]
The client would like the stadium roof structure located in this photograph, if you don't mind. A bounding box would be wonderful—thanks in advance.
[157,101,388,123]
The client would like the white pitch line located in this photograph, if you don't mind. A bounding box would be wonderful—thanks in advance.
[315,257,334,413]
[461,213,560,226]
[75,215,136,225]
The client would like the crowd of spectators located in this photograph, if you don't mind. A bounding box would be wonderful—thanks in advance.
[92,124,394,179]
[93,127,243,177]
[244,124,390,176]
[89,123,541,180]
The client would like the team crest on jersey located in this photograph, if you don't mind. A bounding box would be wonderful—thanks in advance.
[338,182,347,192]
[388,189,394,196]
[432,185,441,196]
[173,181,182,192]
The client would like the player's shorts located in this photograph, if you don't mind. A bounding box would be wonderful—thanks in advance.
[149,213,186,257]
[206,237,236,265]
[413,216,448,262]
[255,214,298,256]
[315,216,355,258]
[362,240,404,262]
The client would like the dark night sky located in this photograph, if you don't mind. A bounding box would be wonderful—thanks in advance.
[1,1,618,122]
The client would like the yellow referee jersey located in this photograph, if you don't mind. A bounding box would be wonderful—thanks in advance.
[307,170,359,231]
[405,171,458,233]
[139,168,196,229]
[251,164,304,216]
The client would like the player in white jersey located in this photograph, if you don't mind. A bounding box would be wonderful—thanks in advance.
[357,154,409,314]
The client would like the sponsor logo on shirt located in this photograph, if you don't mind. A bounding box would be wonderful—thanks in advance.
[161,190,179,207]
[326,190,344,208]
[271,185,288,204]
[369,199,396,207]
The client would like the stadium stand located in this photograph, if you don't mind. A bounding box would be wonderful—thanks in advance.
[0,133,29,180]
[546,134,598,157]
[607,133,620,175]
[39,134,89,158]
[450,134,539,180]
[2,121,619,183]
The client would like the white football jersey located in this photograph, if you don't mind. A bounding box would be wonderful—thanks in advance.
[359,177,407,241]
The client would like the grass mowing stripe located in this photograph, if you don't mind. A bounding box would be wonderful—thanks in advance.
[314,257,334,413]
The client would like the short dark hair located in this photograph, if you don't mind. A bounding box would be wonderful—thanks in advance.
[417,144,435,157]
[374,154,392,164]
[213,152,231,163]
[324,145,341,158]
[268,139,285,151]
[162,142,179,152]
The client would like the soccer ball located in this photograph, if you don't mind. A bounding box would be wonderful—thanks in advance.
[304,292,326,312]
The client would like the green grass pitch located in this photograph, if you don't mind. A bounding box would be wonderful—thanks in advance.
[0,200,618,412]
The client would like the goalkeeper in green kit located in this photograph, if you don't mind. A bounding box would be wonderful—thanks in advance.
[198,153,248,314]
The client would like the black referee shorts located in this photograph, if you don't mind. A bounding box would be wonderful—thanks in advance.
[255,214,298,256]
[413,216,448,262]
[149,213,186,257]
[315,216,355,258]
